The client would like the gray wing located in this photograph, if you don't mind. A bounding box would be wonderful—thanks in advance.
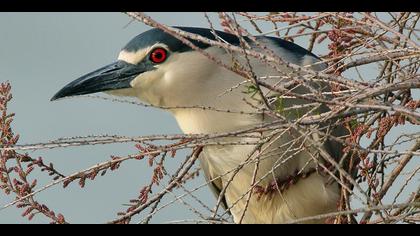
[258,36,328,71]
[199,151,229,211]
[261,36,357,179]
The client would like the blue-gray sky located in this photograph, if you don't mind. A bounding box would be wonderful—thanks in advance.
[0,12,220,224]
[0,12,418,224]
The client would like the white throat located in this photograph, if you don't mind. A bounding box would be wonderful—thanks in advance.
[170,109,261,134]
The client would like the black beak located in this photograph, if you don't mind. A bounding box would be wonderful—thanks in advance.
[51,60,145,101]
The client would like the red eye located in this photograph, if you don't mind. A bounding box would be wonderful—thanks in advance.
[149,48,167,63]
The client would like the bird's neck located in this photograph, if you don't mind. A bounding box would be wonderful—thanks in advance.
[170,109,262,134]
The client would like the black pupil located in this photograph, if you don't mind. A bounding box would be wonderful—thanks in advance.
[155,52,162,59]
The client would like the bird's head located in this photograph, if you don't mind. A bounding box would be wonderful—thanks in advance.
[51,26,326,133]
[51,27,245,108]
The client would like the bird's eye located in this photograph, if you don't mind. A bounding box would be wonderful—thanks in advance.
[149,48,167,64]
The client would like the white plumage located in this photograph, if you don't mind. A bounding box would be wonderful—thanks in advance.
[52,27,348,224]
[125,45,344,223]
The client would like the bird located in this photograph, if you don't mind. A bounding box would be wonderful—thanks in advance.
[51,26,349,224]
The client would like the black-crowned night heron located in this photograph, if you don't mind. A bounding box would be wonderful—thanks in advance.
[52,27,347,224]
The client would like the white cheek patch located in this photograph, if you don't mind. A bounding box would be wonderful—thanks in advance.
[118,50,149,64]
[129,70,160,88]
[130,74,144,87]
[117,44,170,65]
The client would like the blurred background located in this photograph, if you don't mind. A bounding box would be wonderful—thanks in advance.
[0,12,219,224]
